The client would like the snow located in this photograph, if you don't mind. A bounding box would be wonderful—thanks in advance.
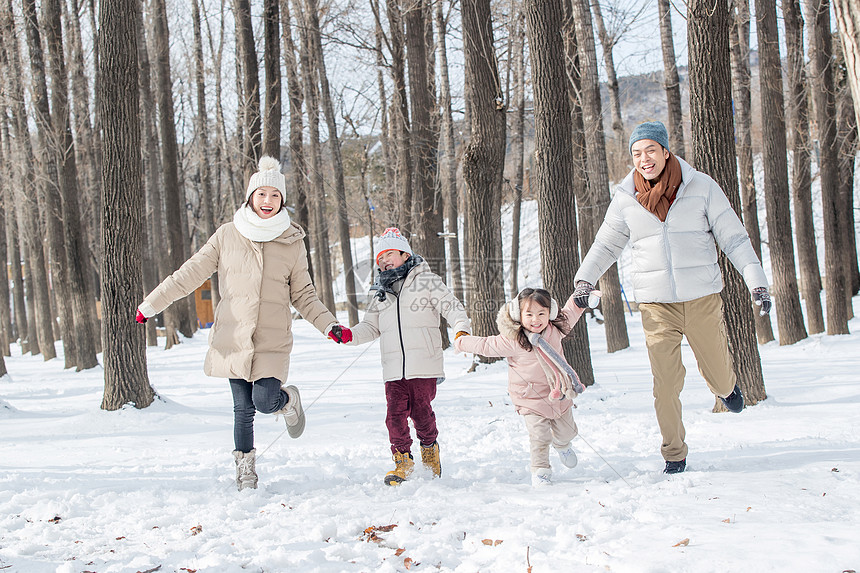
[2,293,860,572]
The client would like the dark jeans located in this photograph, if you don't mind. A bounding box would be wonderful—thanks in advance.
[229,377,288,453]
[385,377,439,455]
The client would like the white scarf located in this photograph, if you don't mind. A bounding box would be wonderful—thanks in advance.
[233,205,292,242]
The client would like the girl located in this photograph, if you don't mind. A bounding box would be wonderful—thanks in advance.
[136,156,345,490]
[454,288,594,486]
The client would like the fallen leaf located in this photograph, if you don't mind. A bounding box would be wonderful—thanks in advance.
[673,538,690,547]
[495,540,503,546]
[395,549,406,556]
[190,525,203,536]
[180,569,197,573]
[404,557,415,569]
[831,468,839,472]
[482,539,493,546]
[576,534,588,542]
[361,524,398,543]
[116,536,126,540]
[746,507,752,512]
[136,567,162,573]
[48,516,62,524]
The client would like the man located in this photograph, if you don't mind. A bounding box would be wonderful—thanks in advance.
[573,121,771,474]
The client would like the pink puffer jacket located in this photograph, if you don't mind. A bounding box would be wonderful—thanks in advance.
[454,295,585,419]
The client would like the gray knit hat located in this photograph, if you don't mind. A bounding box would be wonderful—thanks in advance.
[628,121,670,154]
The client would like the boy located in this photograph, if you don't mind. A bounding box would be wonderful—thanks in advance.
[330,228,470,485]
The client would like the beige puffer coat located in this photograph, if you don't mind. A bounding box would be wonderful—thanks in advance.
[348,260,470,382]
[454,296,585,419]
[139,222,337,382]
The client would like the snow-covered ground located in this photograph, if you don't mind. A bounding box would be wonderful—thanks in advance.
[1,293,859,572]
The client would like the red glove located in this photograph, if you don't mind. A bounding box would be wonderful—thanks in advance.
[328,325,352,343]
[135,309,148,324]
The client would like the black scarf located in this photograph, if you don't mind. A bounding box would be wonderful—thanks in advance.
[371,254,423,301]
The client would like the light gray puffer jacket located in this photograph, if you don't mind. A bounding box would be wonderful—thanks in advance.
[574,157,768,303]
[348,260,470,382]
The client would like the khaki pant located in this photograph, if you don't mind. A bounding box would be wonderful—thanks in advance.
[639,293,736,462]
[522,409,578,471]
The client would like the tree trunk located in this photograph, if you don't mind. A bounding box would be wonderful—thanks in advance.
[754,0,808,345]
[296,0,336,313]
[729,0,777,342]
[591,0,626,180]
[191,0,219,311]
[281,0,314,277]
[22,0,77,367]
[306,0,359,326]
[461,0,506,345]
[1,117,27,351]
[406,0,444,275]
[508,5,525,299]
[0,130,12,356]
[44,0,101,369]
[835,45,860,300]
[782,0,825,334]
[657,0,686,157]
[833,0,860,130]
[807,0,851,335]
[99,0,156,411]
[263,0,281,159]
[569,0,629,353]
[386,0,413,230]
[152,0,193,338]
[373,0,396,222]
[688,0,766,406]
[525,0,595,387]
[233,0,262,175]
[0,1,56,360]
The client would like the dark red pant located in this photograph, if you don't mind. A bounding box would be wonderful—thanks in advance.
[385,377,439,454]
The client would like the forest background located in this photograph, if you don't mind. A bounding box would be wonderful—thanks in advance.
[0,0,859,412]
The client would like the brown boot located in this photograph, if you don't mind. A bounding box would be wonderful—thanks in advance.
[384,451,414,486]
[420,441,441,477]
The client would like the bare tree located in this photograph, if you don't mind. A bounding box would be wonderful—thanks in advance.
[22,0,77,366]
[1,115,27,352]
[151,0,193,338]
[729,0,776,343]
[0,0,56,359]
[688,0,766,406]
[568,0,629,353]
[508,3,525,299]
[807,0,851,334]
[44,0,100,368]
[99,0,156,411]
[835,40,859,303]
[372,0,396,216]
[461,0,506,340]
[657,0,686,156]
[263,0,282,158]
[0,129,11,356]
[385,0,413,229]
[281,0,313,274]
[435,0,464,301]
[782,0,824,334]
[306,0,359,325]
[591,0,628,176]
[525,0,596,387]
[754,0,807,345]
[833,0,860,129]
[234,0,262,175]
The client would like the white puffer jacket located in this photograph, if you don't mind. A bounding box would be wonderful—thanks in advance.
[349,260,470,382]
[575,157,768,303]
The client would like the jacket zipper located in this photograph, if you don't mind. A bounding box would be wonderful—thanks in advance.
[395,292,406,380]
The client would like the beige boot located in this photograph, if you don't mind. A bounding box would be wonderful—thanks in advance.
[233,449,258,490]
[420,441,441,477]
[384,451,414,486]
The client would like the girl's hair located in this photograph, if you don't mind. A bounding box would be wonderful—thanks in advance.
[515,288,569,351]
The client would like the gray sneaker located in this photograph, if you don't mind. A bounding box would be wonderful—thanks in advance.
[277,385,305,438]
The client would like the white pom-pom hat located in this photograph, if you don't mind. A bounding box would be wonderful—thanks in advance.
[246,155,287,202]
[374,227,413,266]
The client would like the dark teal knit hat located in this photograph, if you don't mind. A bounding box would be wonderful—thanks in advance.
[629,121,670,154]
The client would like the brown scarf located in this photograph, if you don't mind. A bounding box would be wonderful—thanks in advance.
[634,152,683,222]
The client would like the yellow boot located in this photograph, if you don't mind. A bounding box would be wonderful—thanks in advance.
[420,441,441,478]
[384,451,414,486]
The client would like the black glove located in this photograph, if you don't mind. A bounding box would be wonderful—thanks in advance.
[572,281,595,309]
[752,287,771,316]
